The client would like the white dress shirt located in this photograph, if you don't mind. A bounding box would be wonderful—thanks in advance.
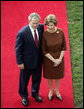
[29,24,39,41]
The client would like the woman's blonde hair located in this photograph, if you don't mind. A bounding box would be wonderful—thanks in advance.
[44,14,57,26]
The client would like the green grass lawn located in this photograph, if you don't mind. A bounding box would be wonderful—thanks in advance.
[66,1,83,108]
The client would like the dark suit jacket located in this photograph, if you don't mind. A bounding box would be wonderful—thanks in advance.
[15,24,44,69]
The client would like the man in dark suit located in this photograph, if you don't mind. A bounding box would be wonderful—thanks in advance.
[15,13,44,106]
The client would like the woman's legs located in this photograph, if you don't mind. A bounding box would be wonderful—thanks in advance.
[55,79,62,101]
[47,79,53,99]
[47,79,53,90]
[47,79,62,101]
[55,79,61,96]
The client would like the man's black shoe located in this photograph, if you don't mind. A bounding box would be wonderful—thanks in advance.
[32,95,42,103]
[22,98,28,106]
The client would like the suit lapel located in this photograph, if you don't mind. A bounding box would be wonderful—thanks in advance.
[37,27,42,48]
[27,25,41,48]
[27,25,37,48]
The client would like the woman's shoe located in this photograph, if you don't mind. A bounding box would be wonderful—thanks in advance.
[54,89,62,101]
[57,95,62,101]
[48,95,53,101]
[48,90,53,101]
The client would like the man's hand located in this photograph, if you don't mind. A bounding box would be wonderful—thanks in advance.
[18,64,24,69]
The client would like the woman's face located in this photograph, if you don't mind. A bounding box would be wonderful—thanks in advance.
[47,22,55,30]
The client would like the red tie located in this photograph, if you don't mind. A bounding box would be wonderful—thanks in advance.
[34,30,38,47]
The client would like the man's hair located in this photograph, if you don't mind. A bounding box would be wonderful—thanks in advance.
[28,12,41,22]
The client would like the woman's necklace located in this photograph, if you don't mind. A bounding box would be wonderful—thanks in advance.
[47,27,57,33]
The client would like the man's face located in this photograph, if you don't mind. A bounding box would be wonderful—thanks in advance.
[29,18,40,30]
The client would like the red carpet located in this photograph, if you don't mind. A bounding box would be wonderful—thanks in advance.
[1,1,74,108]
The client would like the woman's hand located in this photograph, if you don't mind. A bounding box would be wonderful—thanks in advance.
[53,58,62,67]
[45,53,62,67]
